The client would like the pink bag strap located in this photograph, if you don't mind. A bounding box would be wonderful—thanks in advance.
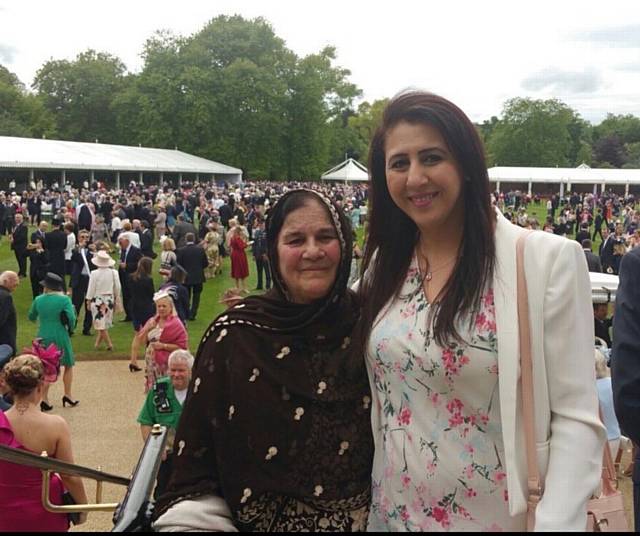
[516,231,542,504]
[599,408,619,497]
[518,231,619,527]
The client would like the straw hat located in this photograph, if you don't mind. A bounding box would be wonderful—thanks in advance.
[91,250,115,268]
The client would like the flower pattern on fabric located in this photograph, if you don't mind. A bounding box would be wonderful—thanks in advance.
[366,255,525,532]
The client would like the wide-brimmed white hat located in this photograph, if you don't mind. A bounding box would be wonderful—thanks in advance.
[91,250,115,268]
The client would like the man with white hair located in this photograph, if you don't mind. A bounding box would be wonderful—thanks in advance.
[137,349,194,498]
[0,271,18,411]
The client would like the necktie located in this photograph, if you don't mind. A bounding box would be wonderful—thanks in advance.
[120,248,126,262]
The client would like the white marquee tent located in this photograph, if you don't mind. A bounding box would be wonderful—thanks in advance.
[488,165,640,195]
[321,158,368,182]
[0,136,243,187]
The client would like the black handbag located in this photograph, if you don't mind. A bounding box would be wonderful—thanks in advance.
[62,491,81,525]
[60,310,75,336]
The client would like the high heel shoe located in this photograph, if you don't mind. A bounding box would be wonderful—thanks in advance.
[62,396,79,407]
[40,401,53,412]
[129,363,142,372]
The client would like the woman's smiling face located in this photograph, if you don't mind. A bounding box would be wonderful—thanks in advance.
[277,199,341,304]
[384,121,465,234]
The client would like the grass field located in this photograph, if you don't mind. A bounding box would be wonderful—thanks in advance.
[2,207,597,360]
[5,236,260,360]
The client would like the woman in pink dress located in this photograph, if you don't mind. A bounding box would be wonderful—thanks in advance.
[0,355,88,531]
[227,219,250,293]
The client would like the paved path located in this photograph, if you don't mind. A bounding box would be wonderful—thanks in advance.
[44,359,637,531]
[46,359,146,532]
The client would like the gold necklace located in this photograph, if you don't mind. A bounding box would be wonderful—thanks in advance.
[418,252,458,282]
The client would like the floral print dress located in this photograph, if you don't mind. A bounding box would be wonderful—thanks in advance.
[366,255,526,532]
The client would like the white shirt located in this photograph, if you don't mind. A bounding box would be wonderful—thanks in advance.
[111,216,122,232]
[65,233,76,260]
[175,388,188,405]
[120,230,140,249]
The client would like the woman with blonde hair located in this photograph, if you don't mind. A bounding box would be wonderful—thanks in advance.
[203,220,222,278]
[131,291,188,392]
[159,238,177,280]
[0,354,88,531]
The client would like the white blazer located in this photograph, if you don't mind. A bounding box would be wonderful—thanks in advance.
[492,210,606,530]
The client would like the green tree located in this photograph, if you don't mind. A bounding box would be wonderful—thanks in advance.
[594,114,640,145]
[487,98,581,167]
[0,65,56,138]
[593,135,627,168]
[34,49,127,143]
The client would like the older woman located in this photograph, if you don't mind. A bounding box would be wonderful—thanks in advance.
[86,250,122,352]
[358,91,605,531]
[28,273,78,409]
[153,190,373,532]
[131,291,188,391]
[0,355,89,531]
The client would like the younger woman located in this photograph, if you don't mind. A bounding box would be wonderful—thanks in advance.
[358,91,605,531]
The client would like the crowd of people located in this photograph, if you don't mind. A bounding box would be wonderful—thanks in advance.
[0,90,639,532]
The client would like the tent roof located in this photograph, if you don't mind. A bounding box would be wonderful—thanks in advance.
[488,165,640,185]
[0,136,242,177]
[321,158,368,182]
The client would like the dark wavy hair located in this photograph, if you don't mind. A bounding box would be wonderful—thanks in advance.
[357,91,495,347]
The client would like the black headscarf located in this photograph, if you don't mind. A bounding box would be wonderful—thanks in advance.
[154,190,373,530]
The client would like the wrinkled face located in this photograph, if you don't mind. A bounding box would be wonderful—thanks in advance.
[155,297,173,318]
[4,275,19,292]
[277,199,341,304]
[384,121,465,234]
[169,361,191,391]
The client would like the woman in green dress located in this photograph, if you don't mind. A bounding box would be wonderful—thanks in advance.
[28,272,78,410]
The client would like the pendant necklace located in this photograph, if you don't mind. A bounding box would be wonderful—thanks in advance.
[422,255,457,282]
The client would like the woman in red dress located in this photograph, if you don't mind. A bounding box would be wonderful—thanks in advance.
[228,219,250,293]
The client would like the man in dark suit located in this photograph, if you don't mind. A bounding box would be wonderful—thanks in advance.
[575,223,590,245]
[0,271,18,411]
[9,213,28,277]
[172,214,197,249]
[30,220,48,245]
[611,246,640,529]
[0,271,18,359]
[77,202,93,231]
[139,220,155,259]
[45,218,68,288]
[70,231,95,335]
[599,227,615,274]
[176,233,208,321]
[581,239,602,273]
[118,235,142,322]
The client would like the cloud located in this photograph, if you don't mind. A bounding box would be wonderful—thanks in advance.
[573,25,640,48]
[0,44,17,64]
[521,67,603,94]
[615,62,640,73]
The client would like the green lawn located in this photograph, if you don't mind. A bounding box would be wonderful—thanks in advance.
[2,208,607,360]
[4,233,259,360]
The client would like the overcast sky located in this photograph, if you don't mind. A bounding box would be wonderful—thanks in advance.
[1,0,639,124]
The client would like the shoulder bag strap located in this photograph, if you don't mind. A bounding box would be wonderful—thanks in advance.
[516,231,543,517]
